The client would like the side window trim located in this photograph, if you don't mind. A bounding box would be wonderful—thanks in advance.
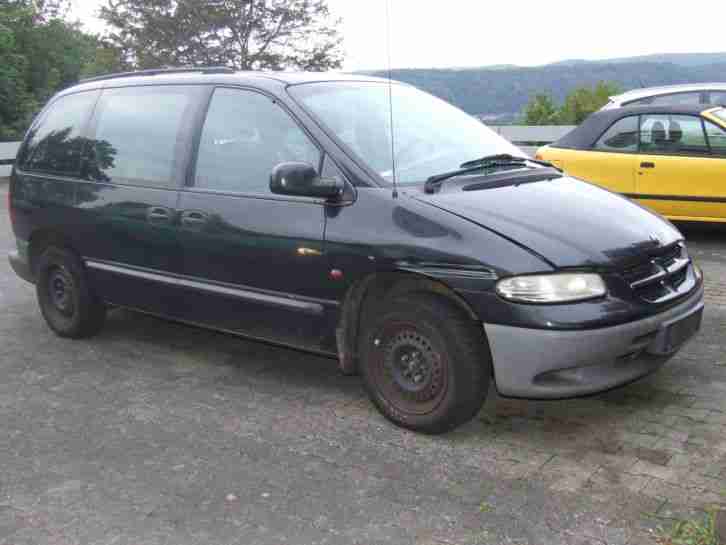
[187,85,325,198]
[702,117,712,154]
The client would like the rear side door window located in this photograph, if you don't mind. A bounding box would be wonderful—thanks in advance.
[639,115,709,155]
[629,92,702,107]
[87,86,203,187]
[704,120,726,156]
[593,116,639,152]
[20,91,99,176]
[194,87,321,194]
[707,91,726,106]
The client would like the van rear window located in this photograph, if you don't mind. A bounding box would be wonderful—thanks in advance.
[21,91,98,176]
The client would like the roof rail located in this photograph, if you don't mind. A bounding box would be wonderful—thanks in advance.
[79,66,235,84]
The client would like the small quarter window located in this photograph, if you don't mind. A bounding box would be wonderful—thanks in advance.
[704,120,726,156]
[594,116,638,152]
[195,88,321,194]
[21,91,98,176]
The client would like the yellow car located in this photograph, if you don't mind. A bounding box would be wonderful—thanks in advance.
[536,105,726,223]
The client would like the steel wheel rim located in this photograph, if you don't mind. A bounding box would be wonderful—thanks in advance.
[371,321,448,416]
[47,266,75,316]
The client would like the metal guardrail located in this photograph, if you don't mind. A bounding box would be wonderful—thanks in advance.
[491,125,577,157]
[0,142,21,178]
[0,126,575,177]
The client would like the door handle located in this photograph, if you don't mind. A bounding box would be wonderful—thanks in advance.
[180,210,209,227]
[147,206,172,222]
[640,162,656,169]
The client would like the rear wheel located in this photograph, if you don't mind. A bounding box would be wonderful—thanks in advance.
[359,293,491,434]
[35,246,106,338]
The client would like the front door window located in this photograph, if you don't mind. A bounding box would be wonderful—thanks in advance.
[194,88,321,194]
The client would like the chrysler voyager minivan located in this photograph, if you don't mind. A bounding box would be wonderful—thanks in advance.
[8,68,704,433]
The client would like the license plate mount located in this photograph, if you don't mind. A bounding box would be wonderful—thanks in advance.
[648,303,703,356]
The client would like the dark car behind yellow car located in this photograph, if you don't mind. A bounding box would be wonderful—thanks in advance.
[537,105,726,223]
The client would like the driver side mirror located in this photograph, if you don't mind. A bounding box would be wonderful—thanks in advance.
[269,162,343,200]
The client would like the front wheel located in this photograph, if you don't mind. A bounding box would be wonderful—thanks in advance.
[359,293,491,434]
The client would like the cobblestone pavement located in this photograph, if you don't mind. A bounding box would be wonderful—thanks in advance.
[1,181,725,545]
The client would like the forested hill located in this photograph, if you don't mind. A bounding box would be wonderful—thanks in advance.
[363,56,726,122]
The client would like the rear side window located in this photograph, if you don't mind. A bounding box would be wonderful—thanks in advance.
[627,92,702,107]
[640,114,709,155]
[708,91,726,106]
[88,86,201,187]
[21,91,98,176]
[594,116,638,152]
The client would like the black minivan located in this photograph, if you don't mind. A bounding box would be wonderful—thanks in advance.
[8,68,704,433]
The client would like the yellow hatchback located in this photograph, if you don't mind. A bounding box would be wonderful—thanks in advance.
[537,105,726,223]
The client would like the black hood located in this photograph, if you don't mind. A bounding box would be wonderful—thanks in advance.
[413,175,681,269]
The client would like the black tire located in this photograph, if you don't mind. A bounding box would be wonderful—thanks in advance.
[359,293,491,434]
[35,246,106,339]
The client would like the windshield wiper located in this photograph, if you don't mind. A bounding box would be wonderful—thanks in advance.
[423,154,559,193]
[460,153,555,170]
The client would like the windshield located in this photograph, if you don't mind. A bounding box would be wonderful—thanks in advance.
[289,81,524,185]
[710,107,726,125]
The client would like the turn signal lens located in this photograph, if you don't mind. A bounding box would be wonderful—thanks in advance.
[496,273,606,303]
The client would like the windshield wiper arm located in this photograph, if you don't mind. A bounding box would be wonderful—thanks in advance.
[423,154,561,193]
[424,160,531,193]
[460,153,557,169]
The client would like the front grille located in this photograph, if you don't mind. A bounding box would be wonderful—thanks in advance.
[620,242,693,304]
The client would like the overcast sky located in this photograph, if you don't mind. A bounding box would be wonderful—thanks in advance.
[70,0,726,71]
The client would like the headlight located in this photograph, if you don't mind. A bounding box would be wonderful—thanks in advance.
[496,273,606,303]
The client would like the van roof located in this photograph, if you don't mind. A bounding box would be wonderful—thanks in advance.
[62,68,394,96]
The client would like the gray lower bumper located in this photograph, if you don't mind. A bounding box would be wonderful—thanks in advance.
[8,250,34,284]
[485,285,704,399]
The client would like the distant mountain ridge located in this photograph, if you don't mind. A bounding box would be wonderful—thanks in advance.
[551,52,726,67]
[362,53,726,123]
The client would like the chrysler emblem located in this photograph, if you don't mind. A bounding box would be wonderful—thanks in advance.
[650,234,661,246]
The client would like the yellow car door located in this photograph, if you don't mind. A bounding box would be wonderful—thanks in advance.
[636,113,726,222]
[538,115,638,194]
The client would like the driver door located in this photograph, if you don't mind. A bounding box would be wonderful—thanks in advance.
[175,87,334,351]
[636,114,726,221]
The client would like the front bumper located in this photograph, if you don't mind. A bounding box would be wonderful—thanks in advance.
[8,250,34,284]
[485,284,704,399]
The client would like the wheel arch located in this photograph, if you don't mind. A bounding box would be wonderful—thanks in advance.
[27,229,79,277]
[336,271,479,375]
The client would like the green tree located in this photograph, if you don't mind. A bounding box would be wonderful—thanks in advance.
[0,0,99,139]
[522,82,621,126]
[559,81,621,124]
[523,93,560,125]
[80,39,127,79]
[99,0,344,71]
